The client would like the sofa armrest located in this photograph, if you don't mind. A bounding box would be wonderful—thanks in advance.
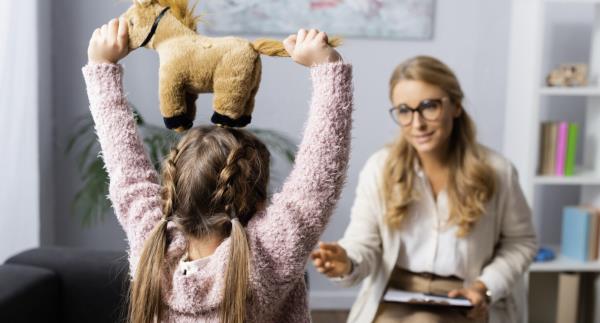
[0,264,60,323]
[6,247,129,323]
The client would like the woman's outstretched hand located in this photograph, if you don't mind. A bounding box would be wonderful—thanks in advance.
[283,29,342,67]
[311,242,352,278]
[88,17,129,65]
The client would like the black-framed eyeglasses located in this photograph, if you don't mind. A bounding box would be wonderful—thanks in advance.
[389,97,448,126]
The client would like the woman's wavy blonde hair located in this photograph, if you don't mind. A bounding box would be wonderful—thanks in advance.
[383,56,496,237]
[128,126,270,323]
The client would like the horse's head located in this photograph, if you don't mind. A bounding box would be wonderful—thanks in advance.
[122,0,166,50]
[122,0,199,50]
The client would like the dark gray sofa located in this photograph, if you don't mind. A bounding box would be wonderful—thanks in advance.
[0,247,129,323]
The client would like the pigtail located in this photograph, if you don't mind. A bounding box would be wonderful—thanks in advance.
[212,145,253,323]
[128,148,179,323]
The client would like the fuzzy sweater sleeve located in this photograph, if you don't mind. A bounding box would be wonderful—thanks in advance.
[82,63,163,266]
[248,62,353,287]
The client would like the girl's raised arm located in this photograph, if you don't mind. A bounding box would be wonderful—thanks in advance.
[249,29,353,285]
[83,18,163,261]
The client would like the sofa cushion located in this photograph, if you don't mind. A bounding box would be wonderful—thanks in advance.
[6,247,130,323]
[0,264,60,323]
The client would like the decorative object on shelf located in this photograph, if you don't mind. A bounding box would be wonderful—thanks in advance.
[199,0,435,40]
[65,108,297,226]
[546,63,588,87]
[533,247,555,262]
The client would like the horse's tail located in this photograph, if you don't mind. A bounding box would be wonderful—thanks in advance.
[251,37,343,57]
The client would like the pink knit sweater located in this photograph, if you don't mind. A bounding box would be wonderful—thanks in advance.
[82,62,353,322]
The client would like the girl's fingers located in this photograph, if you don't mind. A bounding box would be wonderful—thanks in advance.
[117,17,128,41]
[296,28,307,43]
[316,31,328,44]
[92,28,100,42]
[283,35,297,55]
[100,24,108,39]
[306,29,319,41]
[108,18,119,43]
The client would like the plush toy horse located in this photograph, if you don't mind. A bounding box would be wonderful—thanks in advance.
[123,0,340,131]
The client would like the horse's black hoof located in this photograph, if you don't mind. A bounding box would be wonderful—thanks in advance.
[210,112,251,128]
[163,115,193,130]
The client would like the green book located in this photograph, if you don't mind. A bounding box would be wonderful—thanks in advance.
[565,123,579,176]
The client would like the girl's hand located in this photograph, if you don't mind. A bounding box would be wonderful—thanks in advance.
[311,242,352,278]
[448,280,489,319]
[283,29,342,67]
[87,17,129,65]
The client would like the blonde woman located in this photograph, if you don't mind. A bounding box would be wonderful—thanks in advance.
[312,56,536,323]
[85,17,353,323]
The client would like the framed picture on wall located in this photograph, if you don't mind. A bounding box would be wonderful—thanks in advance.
[198,0,436,40]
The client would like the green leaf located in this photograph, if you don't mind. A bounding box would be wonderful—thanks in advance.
[65,120,94,154]
[76,139,98,172]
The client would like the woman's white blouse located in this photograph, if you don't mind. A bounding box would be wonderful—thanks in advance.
[396,165,469,278]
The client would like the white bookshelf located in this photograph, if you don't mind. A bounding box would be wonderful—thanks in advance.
[534,170,600,185]
[531,245,600,272]
[539,86,600,96]
[505,0,600,321]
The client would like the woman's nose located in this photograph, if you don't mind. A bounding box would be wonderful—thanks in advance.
[411,112,426,129]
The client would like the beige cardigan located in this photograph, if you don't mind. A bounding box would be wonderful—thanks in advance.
[336,147,537,323]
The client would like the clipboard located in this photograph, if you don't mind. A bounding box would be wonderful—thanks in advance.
[383,287,473,308]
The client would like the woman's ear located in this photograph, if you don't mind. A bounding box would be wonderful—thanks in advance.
[453,103,463,118]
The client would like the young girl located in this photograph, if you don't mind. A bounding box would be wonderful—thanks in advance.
[311,56,536,323]
[84,18,353,323]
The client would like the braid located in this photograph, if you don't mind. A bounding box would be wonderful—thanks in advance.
[211,145,253,219]
[161,147,180,219]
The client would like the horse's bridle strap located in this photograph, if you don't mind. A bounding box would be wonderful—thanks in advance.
[139,6,170,48]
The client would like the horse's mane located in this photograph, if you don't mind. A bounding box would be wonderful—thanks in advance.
[157,0,201,30]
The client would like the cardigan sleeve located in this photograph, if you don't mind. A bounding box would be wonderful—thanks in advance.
[82,63,164,271]
[247,62,354,286]
[477,163,538,303]
[335,152,387,287]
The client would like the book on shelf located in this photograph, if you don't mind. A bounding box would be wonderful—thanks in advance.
[555,122,568,176]
[561,206,600,261]
[566,123,579,176]
[537,121,579,176]
[555,272,580,323]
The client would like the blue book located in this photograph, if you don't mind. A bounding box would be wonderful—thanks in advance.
[561,207,591,261]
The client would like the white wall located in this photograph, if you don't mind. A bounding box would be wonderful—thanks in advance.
[0,0,41,262]
[49,0,511,308]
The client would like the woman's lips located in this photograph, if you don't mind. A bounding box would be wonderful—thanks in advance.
[412,131,434,144]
